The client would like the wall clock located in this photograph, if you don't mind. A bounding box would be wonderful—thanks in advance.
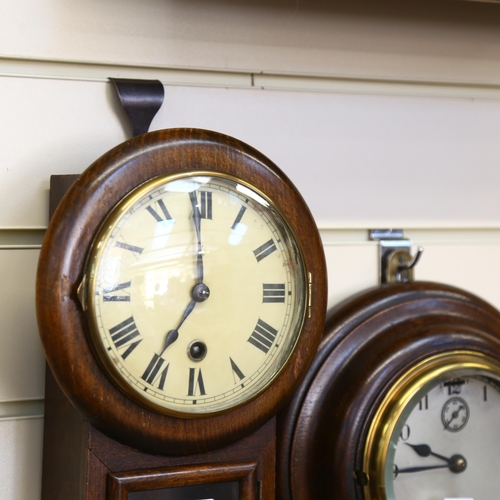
[36,128,327,499]
[278,281,500,500]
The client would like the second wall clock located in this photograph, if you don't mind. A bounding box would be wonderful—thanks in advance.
[278,281,500,500]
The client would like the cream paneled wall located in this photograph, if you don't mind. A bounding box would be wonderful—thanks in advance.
[2,0,500,498]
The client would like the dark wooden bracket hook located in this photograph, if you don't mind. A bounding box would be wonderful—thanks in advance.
[109,78,165,137]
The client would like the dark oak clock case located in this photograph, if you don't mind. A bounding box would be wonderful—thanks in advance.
[37,130,328,500]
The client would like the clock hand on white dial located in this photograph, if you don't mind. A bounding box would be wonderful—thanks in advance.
[189,191,208,287]
[394,454,467,477]
[160,192,211,355]
[404,444,467,474]
[405,443,451,463]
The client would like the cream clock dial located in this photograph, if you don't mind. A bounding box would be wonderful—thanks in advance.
[82,172,307,415]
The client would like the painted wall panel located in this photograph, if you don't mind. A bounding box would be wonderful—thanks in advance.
[0,77,128,227]
[324,240,500,313]
[324,244,379,309]
[0,418,43,499]
[2,76,500,228]
[415,242,500,310]
[0,250,44,401]
[2,0,500,85]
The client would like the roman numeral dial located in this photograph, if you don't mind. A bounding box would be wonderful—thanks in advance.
[86,173,307,415]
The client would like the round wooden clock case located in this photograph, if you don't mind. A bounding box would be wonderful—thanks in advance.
[278,281,500,500]
[36,128,327,456]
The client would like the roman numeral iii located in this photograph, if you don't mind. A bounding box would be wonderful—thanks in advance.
[109,316,142,360]
[247,319,278,354]
[263,283,286,303]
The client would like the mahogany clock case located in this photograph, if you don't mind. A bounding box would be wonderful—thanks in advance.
[277,281,500,500]
[36,128,327,457]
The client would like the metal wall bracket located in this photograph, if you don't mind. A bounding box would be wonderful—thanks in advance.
[109,78,164,137]
[370,229,424,284]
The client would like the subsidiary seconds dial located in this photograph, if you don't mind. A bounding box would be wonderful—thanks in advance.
[81,172,307,416]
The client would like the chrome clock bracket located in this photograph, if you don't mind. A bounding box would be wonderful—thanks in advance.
[370,229,424,284]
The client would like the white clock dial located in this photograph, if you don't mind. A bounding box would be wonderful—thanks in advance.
[84,173,307,415]
[386,372,500,500]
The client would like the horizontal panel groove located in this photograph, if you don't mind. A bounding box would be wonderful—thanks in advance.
[0,399,44,421]
[255,74,500,100]
[2,228,500,248]
[0,228,45,249]
[0,55,252,88]
[3,56,500,99]
[319,228,500,246]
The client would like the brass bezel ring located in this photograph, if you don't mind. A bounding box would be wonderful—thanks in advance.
[83,170,308,417]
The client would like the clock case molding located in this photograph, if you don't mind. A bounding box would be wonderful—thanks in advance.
[277,281,500,500]
[37,129,327,499]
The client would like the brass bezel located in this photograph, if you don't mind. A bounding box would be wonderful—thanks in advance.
[83,170,308,417]
[363,350,500,500]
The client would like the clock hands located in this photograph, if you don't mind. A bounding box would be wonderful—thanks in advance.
[160,299,196,355]
[189,191,206,286]
[405,443,451,463]
[394,464,450,477]
[160,191,210,355]
[190,191,210,302]
[397,443,468,477]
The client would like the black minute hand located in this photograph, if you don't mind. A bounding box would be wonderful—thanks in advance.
[405,443,450,463]
[160,192,210,355]
[189,191,204,284]
[395,464,449,475]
